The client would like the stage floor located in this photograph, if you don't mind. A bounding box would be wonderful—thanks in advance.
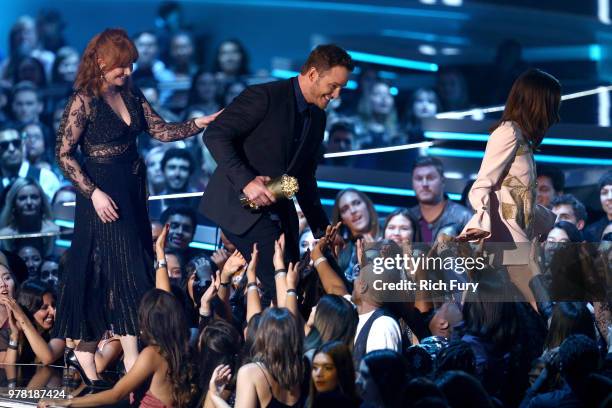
[0,364,128,407]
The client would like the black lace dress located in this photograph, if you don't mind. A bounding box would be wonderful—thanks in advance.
[53,86,201,341]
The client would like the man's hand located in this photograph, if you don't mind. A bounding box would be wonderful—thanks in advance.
[243,176,276,208]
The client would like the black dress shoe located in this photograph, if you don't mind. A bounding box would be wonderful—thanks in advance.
[65,349,111,388]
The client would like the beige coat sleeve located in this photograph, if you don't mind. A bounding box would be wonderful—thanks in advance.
[464,124,518,238]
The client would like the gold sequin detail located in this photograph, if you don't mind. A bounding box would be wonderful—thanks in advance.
[501,175,536,230]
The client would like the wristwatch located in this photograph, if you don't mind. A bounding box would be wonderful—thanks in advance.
[154,259,167,270]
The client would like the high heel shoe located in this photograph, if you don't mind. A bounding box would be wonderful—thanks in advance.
[65,349,111,388]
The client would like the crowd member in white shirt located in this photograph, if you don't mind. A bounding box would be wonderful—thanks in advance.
[310,223,403,362]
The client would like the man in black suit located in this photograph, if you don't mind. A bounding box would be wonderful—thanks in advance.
[200,44,354,301]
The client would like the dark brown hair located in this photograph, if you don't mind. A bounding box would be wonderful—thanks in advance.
[74,28,138,97]
[252,308,304,389]
[138,289,196,407]
[300,44,354,75]
[492,69,561,148]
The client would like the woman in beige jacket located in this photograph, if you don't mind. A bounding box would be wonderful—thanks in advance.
[459,69,560,306]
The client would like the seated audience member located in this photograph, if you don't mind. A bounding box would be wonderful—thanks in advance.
[299,228,317,259]
[324,121,356,166]
[145,146,169,196]
[356,80,399,149]
[535,164,564,209]
[22,122,53,171]
[308,341,360,408]
[382,208,415,247]
[585,170,612,242]
[356,349,407,408]
[39,258,59,288]
[132,31,174,104]
[150,148,198,218]
[212,39,251,84]
[0,126,60,201]
[17,243,43,280]
[0,178,59,255]
[160,206,199,261]
[331,188,380,281]
[550,194,587,231]
[409,157,472,244]
[187,70,221,115]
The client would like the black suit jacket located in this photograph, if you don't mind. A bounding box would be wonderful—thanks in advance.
[199,79,329,243]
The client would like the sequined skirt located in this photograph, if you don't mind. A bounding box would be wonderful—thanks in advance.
[53,151,154,341]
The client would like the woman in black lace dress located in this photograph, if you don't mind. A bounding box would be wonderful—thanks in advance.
[53,28,219,383]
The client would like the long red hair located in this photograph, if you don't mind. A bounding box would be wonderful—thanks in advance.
[74,28,138,97]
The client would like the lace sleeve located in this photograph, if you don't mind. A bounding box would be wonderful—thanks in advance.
[136,88,202,141]
[55,93,96,198]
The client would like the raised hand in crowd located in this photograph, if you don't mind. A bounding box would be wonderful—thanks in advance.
[208,364,233,406]
[211,248,231,272]
[199,271,220,319]
[246,244,262,323]
[274,234,288,307]
[154,223,171,293]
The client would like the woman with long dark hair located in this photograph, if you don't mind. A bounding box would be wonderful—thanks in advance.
[52,28,219,384]
[209,307,305,408]
[39,289,196,407]
[307,341,360,408]
[459,69,561,306]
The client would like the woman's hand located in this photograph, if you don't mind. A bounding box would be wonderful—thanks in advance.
[456,228,488,242]
[38,398,72,407]
[91,188,119,223]
[0,296,27,329]
[273,234,286,270]
[246,244,258,283]
[211,248,230,271]
[200,271,220,315]
[209,364,232,397]
[155,223,169,259]
[195,110,223,129]
[287,262,299,290]
[221,250,246,283]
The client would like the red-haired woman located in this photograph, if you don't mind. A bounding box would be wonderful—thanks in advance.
[53,28,219,385]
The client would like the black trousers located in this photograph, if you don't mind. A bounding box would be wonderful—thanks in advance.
[222,215,286,307]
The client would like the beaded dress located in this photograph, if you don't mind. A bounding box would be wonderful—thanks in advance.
[53,86,201,340]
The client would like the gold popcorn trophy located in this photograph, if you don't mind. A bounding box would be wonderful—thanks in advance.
[239,174,299,210]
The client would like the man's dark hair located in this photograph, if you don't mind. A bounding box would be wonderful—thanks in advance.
[598,170,612,192]
[328,121,356,138]
[161,148,194,175]
[536,164,565,192]
[160,205,197,229]
[550,193,587,223]
[300,44,354,75]
[411,156,445,179]
[11,81,42,103]
[434,341,477,377]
